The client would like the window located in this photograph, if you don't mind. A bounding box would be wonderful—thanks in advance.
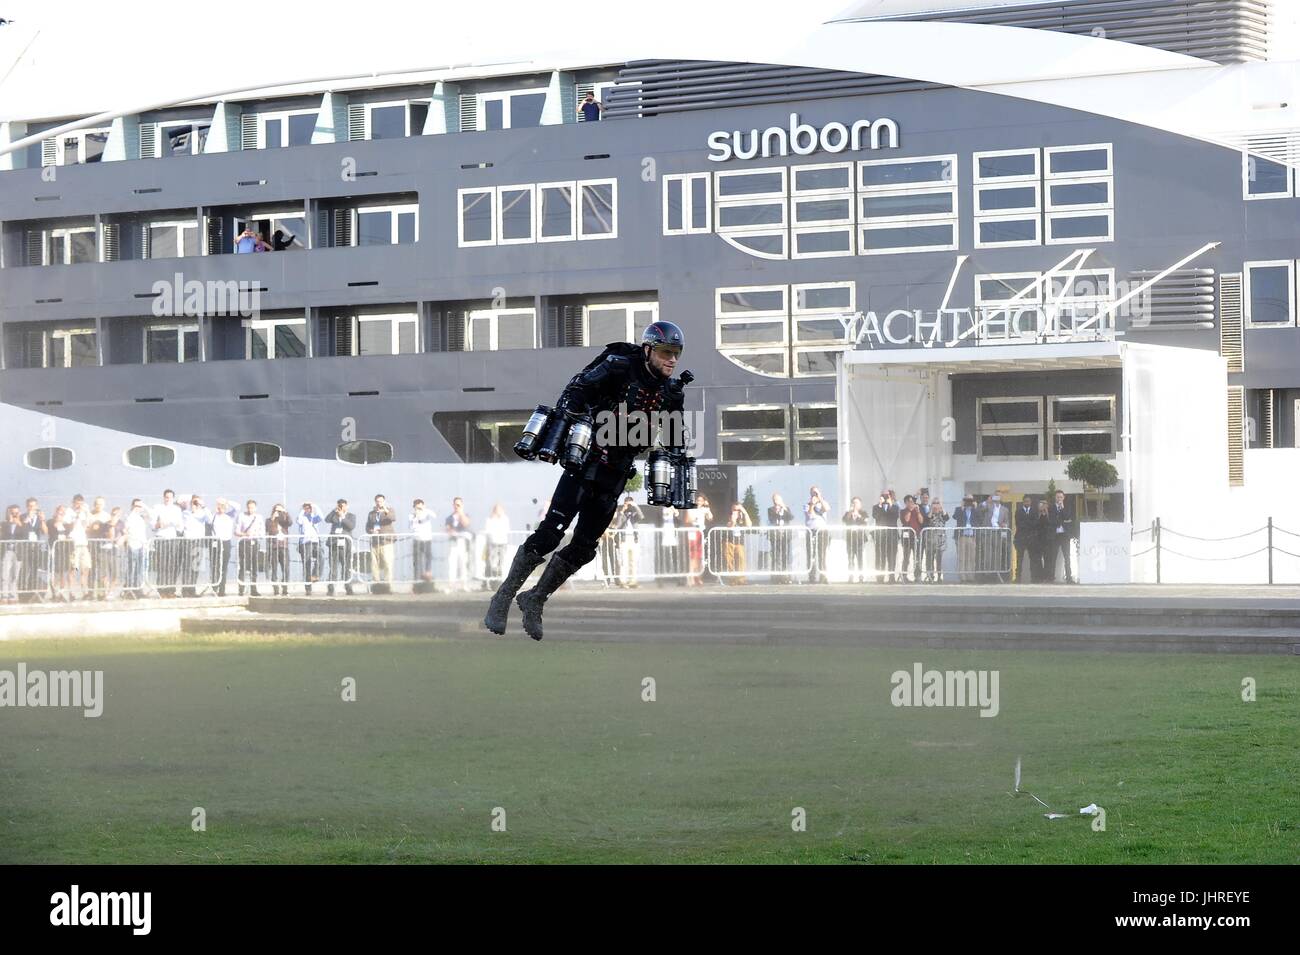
[715,167,787,259]
[245,318,307,359]
[124,445,175,469]
[258,110,317,148]
[662,173,711,235]
[496,185,535,244]
[718,405,790,464]
[465,308,537,351]
[44,227,97,265]
[1244,261,1296,327]
[352,313,418,356]
[148,220,200,259]
[792,282,853,377]
[337,440,394,465]
[364,101,429,140]
[583,302,657,346]
[1243,152,1295,200]
[234,212,308,251]
[794,403,837,462]
[975,269,1116,344]
[976,397,1044,461]
[1044,144,1114,244]
[858,154,957,255]
[460,179,613,246]
[458,188,496,246]
[579,179,617,239]
[478,90,547,130]
[144,324,199,363]
[159,121,210,156]
[973,148,1040,249]
[49,328,98,367]
[791,162,855,259]
[1049,395,1116,458]
[716,285,788,376]
[25,447,74,470]
[354,203,418,246]
[55,129,109,165]
[229,442,281,467]
[538,182,576,242]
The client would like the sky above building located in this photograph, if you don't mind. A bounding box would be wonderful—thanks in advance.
[1,0,1296,121]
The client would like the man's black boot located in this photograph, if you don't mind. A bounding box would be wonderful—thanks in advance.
[483,546,545,634]
[515,553,580,641]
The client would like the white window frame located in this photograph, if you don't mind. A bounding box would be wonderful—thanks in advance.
[537,181,577,242]
[791,194,855,227]
[1242,151,1296,200]
[147,219,200,259]
[49,327,97,368]
[476,89,548,131]
[464,307,538,352]
[718,347,790,378]
[1244,259,1297,328]
[860,220,959,255]
[228,442,281,468]
[243,317,308,360]
[972,148,1040,185]
[363,100,427,139]
[1045,209,1114,245]
[1048,394,1118,460]
[791,225,855,260]
[858,185,958,224]
[457,187,496,247]
[976,396,1045,462]
[351,202,419,246]
[353,313,419,356]
[157,121,210,156]
[142,322,200,364]
[336,439,395,467]
[43,226,97,266]
[716,285,788,319]
[582,302,657,346]
[577,178,618,240]
[55,128,110,166]
[662,172,712,235]
[792,281,854,345]
[495,184,536,245]
[792,345,849,378]
[1044,143,1112,180]
[975,181,1041,216]
[858,154,958,192]
[1044,178,1111,212]
[716,317,790,349]
[793,402,838,460]
[714,166,787,201]
[791,161,855,196]
[718,403,791,465]
[24,447,76,471]
[257,109,319,149]
[974,213,1041,250]
[123,444,176,470]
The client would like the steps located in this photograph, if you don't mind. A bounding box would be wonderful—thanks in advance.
[178,588,1300,655]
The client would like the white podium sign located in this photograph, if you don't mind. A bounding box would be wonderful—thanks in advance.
[1078,523,1132,583]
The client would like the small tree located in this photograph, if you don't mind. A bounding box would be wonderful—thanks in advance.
[742,485,760,525]
[1046,477,1058,501]
[626,470,643,494]
[1066,454,1119,520]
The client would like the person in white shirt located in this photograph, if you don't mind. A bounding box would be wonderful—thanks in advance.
[484,503,511,584]
[67,496,92,599]
[123,499,150,597]
[409,499,436,583]
[179,495,211,597]
[804,486,830,585]
[209,498,236,596]
[234,499,264,596]
[296,502,323,594]
[444,498,472,592]
[612,496,644,588]
[153,489,184,597]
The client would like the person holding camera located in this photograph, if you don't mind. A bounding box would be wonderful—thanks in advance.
[843,496,869,584]
[266,503,293,596]
[723,501,752,585]
[612,495,644,587]
[324,499,356,596]
[805,486,830,584]
[872,490,900,583]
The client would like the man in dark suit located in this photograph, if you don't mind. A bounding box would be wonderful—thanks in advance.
[982,494,1012,583]
[1013,496,1038,583]
[1047,490,1077,583]
[871,490,900,582]
[953,495,979,583]
[767,493,795,584]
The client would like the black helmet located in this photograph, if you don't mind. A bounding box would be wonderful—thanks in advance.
[641,320,685,352]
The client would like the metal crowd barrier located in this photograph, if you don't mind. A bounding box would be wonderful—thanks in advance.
[930,526,1012,581]
[705,526,813,583]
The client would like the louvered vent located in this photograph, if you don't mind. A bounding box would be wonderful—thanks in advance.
[347,104,365,141]
[206,215,224,255]
[41,138,57,167]
[102,222,120,261]
[139,123,158,158]
[1219,273,1244,373]
[140,223,151,260]
[1227,385,1245,487]
[25,230,43,266]
[1127,268,1216,329]
[241,112,258,149]
[459,93,478,132]
[23,330,45,368]
[564,305,584,347]
[332,208,352,248]
[334,316,354,356]
[1262,387,1275,449]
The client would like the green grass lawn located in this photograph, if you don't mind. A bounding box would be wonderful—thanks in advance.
[0,633,1295,863]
